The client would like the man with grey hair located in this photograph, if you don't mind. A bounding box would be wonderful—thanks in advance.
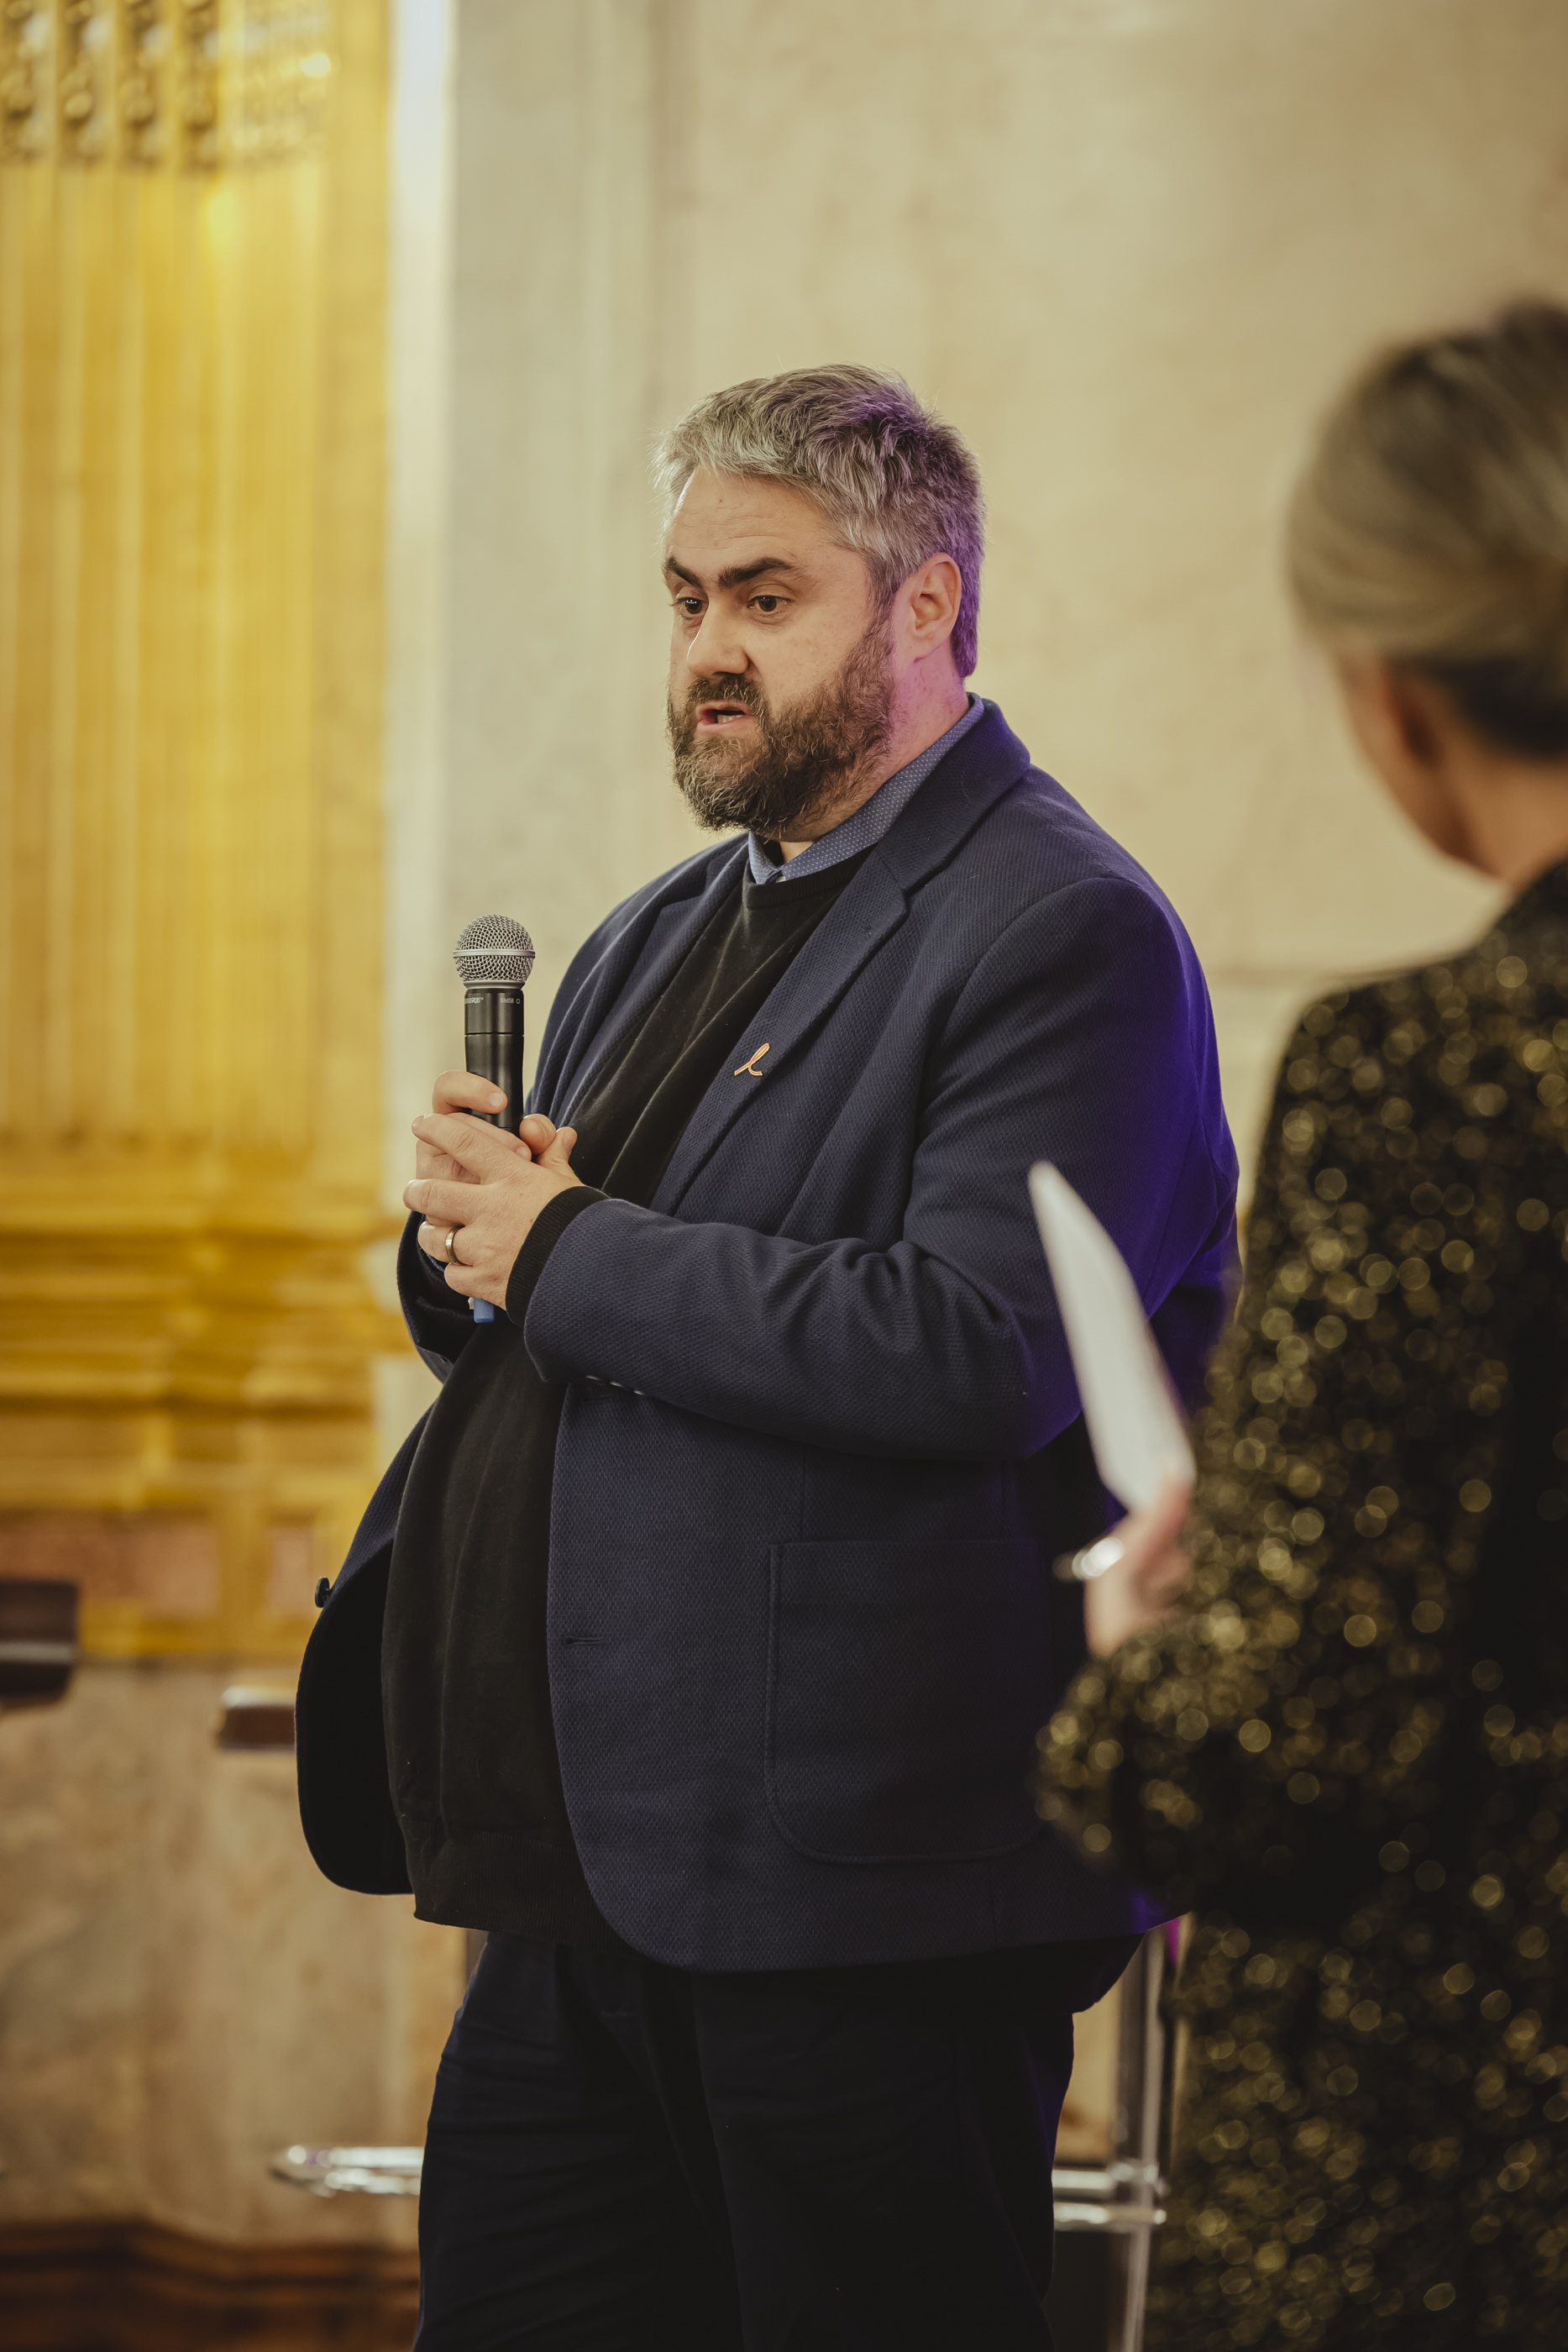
[299,365,1236,2347]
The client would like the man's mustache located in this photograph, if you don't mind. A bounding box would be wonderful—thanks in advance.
[674,676,768,730]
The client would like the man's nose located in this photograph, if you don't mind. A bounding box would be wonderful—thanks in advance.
[684,606,749,680]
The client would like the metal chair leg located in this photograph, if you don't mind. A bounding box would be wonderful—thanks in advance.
[1107,1929,1167,2352]
[1051,1924,1170,2352]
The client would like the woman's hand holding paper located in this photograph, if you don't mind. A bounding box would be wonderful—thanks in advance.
[1081,1476,1194,1658]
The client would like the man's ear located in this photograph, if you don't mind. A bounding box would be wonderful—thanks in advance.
[899,554,962,655]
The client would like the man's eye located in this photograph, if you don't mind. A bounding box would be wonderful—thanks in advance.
[674,598,703,617]
[752,595,784,614]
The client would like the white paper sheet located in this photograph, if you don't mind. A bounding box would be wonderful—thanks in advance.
[1028,1163,1195,1513]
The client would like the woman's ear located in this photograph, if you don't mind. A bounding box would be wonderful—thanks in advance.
[1340,657,1425,772]
[1335,658,1476,866]
[1385,664,1460,769]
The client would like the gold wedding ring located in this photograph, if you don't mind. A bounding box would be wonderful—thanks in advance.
[442,1226,461,1266]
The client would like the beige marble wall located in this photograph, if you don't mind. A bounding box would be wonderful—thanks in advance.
[433,0,1568,1181]
[0,1664,464,2243]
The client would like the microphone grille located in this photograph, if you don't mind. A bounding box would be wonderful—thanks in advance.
[454,914,536,987]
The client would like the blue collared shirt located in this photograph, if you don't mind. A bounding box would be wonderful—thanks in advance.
[746,695,986,885]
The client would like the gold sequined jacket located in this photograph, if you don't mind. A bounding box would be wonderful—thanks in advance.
[1039,861,1568,2350]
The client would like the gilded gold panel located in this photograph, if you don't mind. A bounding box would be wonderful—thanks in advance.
[0,0,395,1660]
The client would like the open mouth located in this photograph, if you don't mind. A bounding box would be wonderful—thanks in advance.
[696,701,756,732]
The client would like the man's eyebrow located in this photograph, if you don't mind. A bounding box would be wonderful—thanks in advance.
[663,556,802,592]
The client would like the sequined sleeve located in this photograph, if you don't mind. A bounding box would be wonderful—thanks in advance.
[1037,942,1568,1919]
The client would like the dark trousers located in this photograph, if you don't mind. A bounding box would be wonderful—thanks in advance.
[415,1931,1136,2352]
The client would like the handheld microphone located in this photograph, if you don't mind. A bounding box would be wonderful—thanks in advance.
[454,916,537,1322]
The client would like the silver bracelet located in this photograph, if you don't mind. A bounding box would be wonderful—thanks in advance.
[1053,1534,1125,1585]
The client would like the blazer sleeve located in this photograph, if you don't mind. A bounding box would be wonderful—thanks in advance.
[1036,967,1563,1916]
[522,875,1235,1462]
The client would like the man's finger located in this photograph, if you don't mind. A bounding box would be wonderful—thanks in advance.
[412,1110,518,1176]
[421,1113,534,1163]
[517,1113,559,1154]
[433,1069,511,1118]
[416,1218,496,1265]
[406,1173,496,1224]
[538,1125,577,1169]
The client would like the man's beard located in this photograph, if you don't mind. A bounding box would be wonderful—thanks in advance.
[669,620,894,841]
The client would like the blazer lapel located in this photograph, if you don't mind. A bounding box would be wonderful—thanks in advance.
[654,705,1033,1214]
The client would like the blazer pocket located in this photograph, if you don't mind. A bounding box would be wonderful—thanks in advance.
[764,1536,1049,1863]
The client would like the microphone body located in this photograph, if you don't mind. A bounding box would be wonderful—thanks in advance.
[453,916,537,1323]
[464,986,525,1135]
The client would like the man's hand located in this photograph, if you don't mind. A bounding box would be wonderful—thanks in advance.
[415,1070,535,1186]
[1082,1478,1193,1659]
[406,1089,583,1307]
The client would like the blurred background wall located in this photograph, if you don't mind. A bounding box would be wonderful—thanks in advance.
[423,0,1568,1186]
[3,0,1567,2341]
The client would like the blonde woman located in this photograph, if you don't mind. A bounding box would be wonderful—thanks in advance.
[1041,302,1568,2349]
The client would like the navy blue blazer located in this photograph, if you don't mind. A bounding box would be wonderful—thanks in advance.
[298,704,1237,1968]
